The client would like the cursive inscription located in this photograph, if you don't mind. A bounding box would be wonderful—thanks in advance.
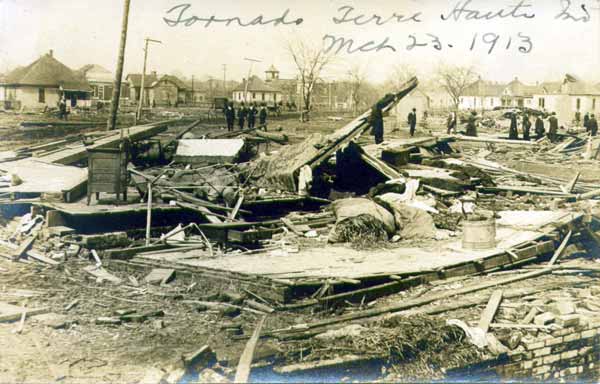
[163,3,304,27]
[555,0,591,22]
[332,5,422,25]
[441,0,535,21]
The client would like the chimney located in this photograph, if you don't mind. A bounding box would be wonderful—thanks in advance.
[48,49,54,57]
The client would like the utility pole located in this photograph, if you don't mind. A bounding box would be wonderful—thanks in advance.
[222,64,227,98]
[107,0,131,133]
[136,37,162,123]
[243,57,262,103]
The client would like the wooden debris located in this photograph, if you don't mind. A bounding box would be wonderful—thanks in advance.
[547,230,573,266]
[245,299,275,314]
[182,345,216,370]
[83,265,122,285]
[12,236,37,262]
[274,354,383,374]
[477,290,503,333]
[65,299,79,312]
[234,315,267,383]
[27,250,60,265]
[521,307,540,324]
[0,302,49,323]
[95,317,122,325]
[144,268,175,285]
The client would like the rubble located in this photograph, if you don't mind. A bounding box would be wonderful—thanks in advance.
[2,79,600,383]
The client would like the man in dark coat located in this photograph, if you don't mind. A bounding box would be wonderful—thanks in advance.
[589,114,598,136]
[248,103,258,129]
[534,115,545,140]
[369,101,385,144]
[259,103,267,129]
[584,112,591,132]
[509,112,519,140]
[407,108,417,137]
[548,112,559,142]
[522,114,532,141]
[466,111,478,137]
[238,102,247,130]
[224,102,235,131]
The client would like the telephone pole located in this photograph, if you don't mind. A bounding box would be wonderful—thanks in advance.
[107,0,131,133]
[222,64,227,98]
[243,57,261,102]
[136,37,162,123]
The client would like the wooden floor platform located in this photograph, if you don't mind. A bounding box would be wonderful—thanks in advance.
[127,210,581,304]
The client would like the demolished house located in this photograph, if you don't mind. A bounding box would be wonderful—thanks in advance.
[3,76,600,383]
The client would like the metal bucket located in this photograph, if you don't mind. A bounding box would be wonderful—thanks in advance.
[462,218,496,250]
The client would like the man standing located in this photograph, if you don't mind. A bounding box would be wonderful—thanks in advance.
[534,115,545,140]
[548,112,559,142]
[407,108,417,137]
[446,111,457,134]
[584,112,591,132]
[466,111,478,137]
[259,103,268,130]
[589,114,598,136]
[369,101,385,144]
[59,97,67,120]
[248,103,258,129]
[238,102,247,130]
[522,113,532,141]
[225,102,235,132]
[509,112,519,140]
[575,110,582,127]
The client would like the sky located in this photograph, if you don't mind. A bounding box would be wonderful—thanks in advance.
[1,0,599,85]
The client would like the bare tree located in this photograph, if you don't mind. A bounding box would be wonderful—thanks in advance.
[347,64,366,116]
[383,63,418,93]
[435,64,478,113]
[286,39,334,122]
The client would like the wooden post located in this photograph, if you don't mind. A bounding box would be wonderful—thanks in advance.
[107,0,131,133]
[146,182,152,246]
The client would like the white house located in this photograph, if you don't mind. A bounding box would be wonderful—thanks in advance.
[459,79,505,111]
[232,75,282,105]
[532,75,600,125]
[0,50,91,110]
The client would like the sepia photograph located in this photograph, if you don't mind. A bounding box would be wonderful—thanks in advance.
[0,0,600,382]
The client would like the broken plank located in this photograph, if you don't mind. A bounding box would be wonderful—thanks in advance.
[234,315,267,383]
[477,290,503,333]
[12,236,37,261]
[176,202,224,224]
[547,230,573,266]
[83,265,122,284]
[274,354,384,374]
[26,250,60,266]
[0,303,49,323]
[281,218,304,236]
[144,268,175,285]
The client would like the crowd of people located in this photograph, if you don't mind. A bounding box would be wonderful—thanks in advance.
[367,105,599,145]
[224,102,269,132]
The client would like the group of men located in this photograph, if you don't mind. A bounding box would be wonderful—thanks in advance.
[224,102,268,132]
[582,112,599,136]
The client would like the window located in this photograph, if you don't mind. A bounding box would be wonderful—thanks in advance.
[539,98,545,108]
[261,93,265,101]
[98,86,104,100]
[38,88,45,103]
[593,99,596,110]
[577,98,581,110]
[252,92,256,99]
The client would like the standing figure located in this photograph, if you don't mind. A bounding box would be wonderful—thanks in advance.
[584,112,591,132]
[248,103,258,129]
[59,97,67,120]
[575,110,581,126]
[509,112,519,140]
[589,114,598,136]
[225,102,235,132]
[238,102,247,130]
[522,114,532,141]
[548,112,559,142]
[407,108,417,137]
[446,111,457,134]
[534,115,545,140]
[369,101,385,144]
[466,111,478,137]
[259,103,268,129]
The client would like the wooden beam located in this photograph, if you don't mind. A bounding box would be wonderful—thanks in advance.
[547,230,572,266]
[477,290,503,333]
[234,315,267,383]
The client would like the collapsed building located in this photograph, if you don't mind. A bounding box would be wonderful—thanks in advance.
[2,77,600,383]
